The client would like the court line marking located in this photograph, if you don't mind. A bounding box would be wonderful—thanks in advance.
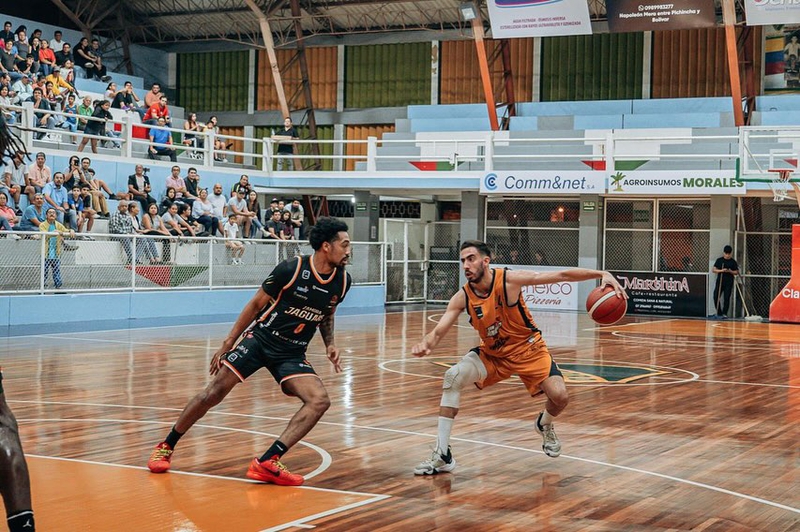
[13,400,798,516]
[378,357,701,387]
[0,308,423,341]
[25,452,390,532]
[17,417,333,481]
[609,330,776,350]
[695,379,800,389]
[581,318,681,331]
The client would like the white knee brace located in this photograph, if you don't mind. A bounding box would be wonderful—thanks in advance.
[440,350,487,409]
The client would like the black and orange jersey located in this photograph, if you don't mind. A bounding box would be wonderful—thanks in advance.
[463,268,542,359]
[251,255,351,354]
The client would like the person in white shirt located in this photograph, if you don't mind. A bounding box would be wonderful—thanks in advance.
[223,212,244,264]
[50,31,65,53]
[208,182,227,220]
[226,186,256,239]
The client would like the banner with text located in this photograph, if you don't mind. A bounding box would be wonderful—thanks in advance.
[481,171,606,194]
[493,265,579,311]
[486,0,592,38]
[607,0,716,32]
[611,271,708,317]
[607,170,746,195]
[745,0,800,26]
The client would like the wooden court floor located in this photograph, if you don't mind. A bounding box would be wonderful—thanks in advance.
[0,308,798,531]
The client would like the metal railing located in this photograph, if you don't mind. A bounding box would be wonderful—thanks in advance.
[0,230,385,295]
[6,101,799,176]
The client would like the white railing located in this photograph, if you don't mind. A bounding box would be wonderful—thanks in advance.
[0,230,385,295]
[2,100,798,178]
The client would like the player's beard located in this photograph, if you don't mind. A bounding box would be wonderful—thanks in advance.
[467,263,487,286]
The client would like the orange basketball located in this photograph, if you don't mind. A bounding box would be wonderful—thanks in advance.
[586,286,627,325]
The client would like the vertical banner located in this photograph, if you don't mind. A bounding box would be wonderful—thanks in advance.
[606,0,716,32]
[486,0,592,38]
[765,25,800,92]
[745,0,800,26]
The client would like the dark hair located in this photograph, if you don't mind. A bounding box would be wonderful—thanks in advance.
[166,187,176,198]
[460,240,492,258]
[723,245,732,254]
[177,203,190,215]
[308,216,348,251]
[0,192,7,200]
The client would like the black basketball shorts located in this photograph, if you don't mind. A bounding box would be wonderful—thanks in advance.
[221,333,319,393]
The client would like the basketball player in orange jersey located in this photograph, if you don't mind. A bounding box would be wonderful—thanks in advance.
[412,240,626,475]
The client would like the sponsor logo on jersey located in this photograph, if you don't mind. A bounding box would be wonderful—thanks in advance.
[227,353,239,362]
[285,306,325,322]
[313,285,329,293]
[302,270,311,280]
[474,306,484,319]
[296,285,309,293]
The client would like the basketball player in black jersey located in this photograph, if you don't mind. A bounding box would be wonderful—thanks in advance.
[148,217,352,486]
[0,115,36,532]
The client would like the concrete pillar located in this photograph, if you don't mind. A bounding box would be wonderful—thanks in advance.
[708,196,736,315]
[459,191,485,284]
[431,41,440,105]
[353,190,380,242]
[578,195,603,303]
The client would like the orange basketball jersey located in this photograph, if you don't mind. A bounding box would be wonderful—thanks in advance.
[463,268,543,359]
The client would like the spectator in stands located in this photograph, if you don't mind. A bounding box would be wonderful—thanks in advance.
[191,187,220,236]
[148,117,177,162]
[16,55,37,81]
[269,197,279,212]
[128,164,154,212]
[43,172,76,227]
[112,81,146,120]
[141,202,171,262]
[144,82,161,108]
[104,82,117,102]
[29,30,42,48]
[76,94,92,131]
[109,201,136,264]
[61,59,75,85]
[54,43,72,68]
[37,39,55,77]
[78,184,95,232]
[60,92,78,142]
[13,31,30,66]
[227,186,255,239]
[264,209,285,241]
[28,37,41,74]
[63,155,82,190]
[184,167,201,205]
[246,190,263,238]
[77,99,112,154]
[289,198,304,239]
[129,201,159,263]
[160,187,178,215]
[85,38,111,82]
[50,31,64,53]
[82,156,125,203]
[272,117,299,171]
[0,22,13,45]
[1,149,25,211]
[46,67,75,98]
[10,74,32,102]
[164,165,187,201]
[230,174,251,197]
[178,203,206,236]
[0,192,18,236]
[18,193,46,231]
[223,212,245,265]
[40,207,74,289]
[1,40,22,83]
[31,87,56,140]
[25,152,50,203]
[281,210,299,256]
[162,202,194,237]
[143,94,171,127]
[67,185,86,232]
[208,182,227,223]
[182,112,204,158]
[0,86,14,125]
[42,81,59,107]
[205,115,227,162]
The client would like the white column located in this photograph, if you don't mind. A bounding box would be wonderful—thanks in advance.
[431,41,440,105]
[248,49,257,113]
[337,45,345,113]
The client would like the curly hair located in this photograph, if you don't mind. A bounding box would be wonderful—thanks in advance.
[308,217,349,251]
[0,115,28,165]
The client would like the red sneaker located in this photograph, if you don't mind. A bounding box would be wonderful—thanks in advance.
[147,442,174,473]
[246,457,304,486]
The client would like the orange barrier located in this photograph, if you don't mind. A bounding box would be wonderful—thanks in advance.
[769,224,800,323]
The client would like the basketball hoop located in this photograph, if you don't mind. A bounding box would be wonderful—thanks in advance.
[767,169,794,202]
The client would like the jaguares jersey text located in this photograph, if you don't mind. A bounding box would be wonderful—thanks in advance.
[463,268,542,359]
[251,255,351,354]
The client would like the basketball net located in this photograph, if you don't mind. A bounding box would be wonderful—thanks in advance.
[768,169,800,208]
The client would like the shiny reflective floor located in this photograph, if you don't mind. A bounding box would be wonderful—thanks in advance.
[1,308,798,531]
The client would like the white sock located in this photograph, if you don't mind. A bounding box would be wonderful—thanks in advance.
[540,409,555,426]
[436,416,454,455]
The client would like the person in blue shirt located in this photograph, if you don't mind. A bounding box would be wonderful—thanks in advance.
[41,172,75,228]
[17,193,46,231]
[67,185,85,232]
[148,117,177,162]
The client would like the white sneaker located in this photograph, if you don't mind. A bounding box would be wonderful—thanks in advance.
[534,412,562,458]
[413,446,456,476]
[9,234,21,240]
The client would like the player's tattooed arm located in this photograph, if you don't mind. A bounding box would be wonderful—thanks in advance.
[319,312,335,347]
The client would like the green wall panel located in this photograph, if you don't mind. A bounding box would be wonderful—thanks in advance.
[345,43,431,108]
[177,51,249,112]
[255,125,335,171]
[541,33,643,102]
